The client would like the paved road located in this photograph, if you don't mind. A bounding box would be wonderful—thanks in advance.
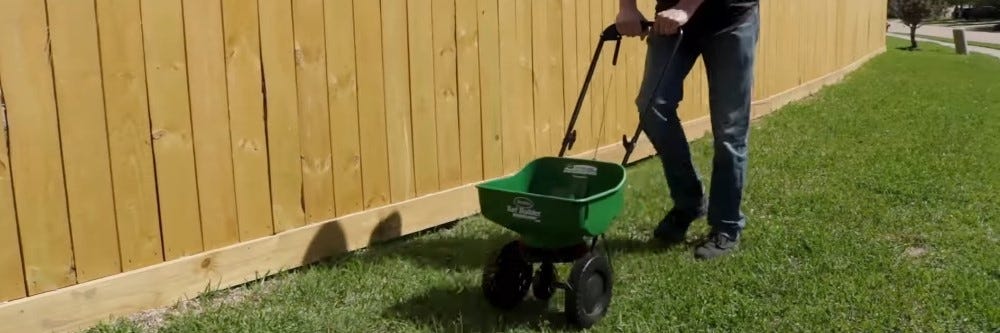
[888,19,1000,44]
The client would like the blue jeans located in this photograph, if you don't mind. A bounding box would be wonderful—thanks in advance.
[635,7,759,235]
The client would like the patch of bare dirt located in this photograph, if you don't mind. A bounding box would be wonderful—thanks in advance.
[903,246,930,258]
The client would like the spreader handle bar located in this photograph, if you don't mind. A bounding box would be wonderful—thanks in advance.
[558,21,653,158]
[622,29,684,165]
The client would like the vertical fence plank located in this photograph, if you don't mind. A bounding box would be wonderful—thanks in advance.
[775,0,789,92]
[753,0,766,98]
[47,0,123,282]
[498,0,520,173]
[603,0,620,147]
[354,0,391,208]
[533,0,565,157]
[182,0,241,250]
[574,1,593,156]
[775,0,784,88]
[549,0,568,156]
[531,0,552,157]
[408,0,441,195]
[792,0,803,86]
[751,0,765,101]
[95,0,164,271]
[0,0,77,294]
[514,0,536,163]
[478,0,504,179]
[588,0,606,148]
[432,0,463,190]
[610,0,625,145]
[292,0,335,222]
[561,0,578,146]
[801,0,814,82]
[140,0,204,260]
[0,79,26,301]
[456,0,484,184]
[815,1,824,80]
[381,0,417,203]
[836,0,846,69]
[826,0,836,75]
[326,0,364,213]
[763,0,774,98]
[859,0,868,60]
[222,0,274,240]
[259,0,305,232]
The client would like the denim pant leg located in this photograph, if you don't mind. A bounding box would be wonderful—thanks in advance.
[700,8,760,235]
[635,32,705,214]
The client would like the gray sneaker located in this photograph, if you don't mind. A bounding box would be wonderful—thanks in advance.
[694,231,740,260]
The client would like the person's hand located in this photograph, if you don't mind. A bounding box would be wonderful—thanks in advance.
[654,7,691,35]
[615,7,647,37]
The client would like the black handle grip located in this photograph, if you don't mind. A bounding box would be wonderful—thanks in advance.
[601,21,654,41]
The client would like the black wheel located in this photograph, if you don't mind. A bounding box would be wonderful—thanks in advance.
[481,240,533,310]
[532,261,556,301]
[564,250,613,329]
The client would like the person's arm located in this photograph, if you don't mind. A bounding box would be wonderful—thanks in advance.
[655,0,705,35]
[616,0,646,37]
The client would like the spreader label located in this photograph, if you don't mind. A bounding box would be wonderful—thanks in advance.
[563,164,598,176]
[508,197,542,223]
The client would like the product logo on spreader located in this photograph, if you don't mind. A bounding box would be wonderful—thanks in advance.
[563,164,598,176]
[508,197,542,223]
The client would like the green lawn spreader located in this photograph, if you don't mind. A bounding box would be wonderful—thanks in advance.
[476,21,677,328]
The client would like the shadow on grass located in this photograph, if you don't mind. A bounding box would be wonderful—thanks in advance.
[384,285,569,333]
[328,221,674,272]
[369,230,701,331]
[311,216,676,331]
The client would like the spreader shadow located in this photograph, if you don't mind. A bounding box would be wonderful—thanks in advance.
[384,284,570,333]
[357,228,673,273]
[305,205,701,275]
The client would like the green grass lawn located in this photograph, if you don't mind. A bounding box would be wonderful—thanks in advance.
[86,37,999,333]
[915,34,1000,51]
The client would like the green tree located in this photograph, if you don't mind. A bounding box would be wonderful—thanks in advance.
[891,0,951,49]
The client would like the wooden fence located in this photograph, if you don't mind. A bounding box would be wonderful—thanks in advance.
[0,0,886,331]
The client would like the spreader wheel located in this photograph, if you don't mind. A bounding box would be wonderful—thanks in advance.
[565,250,613,329]
[481,240,533,310]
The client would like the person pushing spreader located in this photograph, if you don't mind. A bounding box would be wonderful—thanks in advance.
[475,21,678,329]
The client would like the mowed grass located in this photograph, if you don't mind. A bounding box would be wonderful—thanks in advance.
[87,37,999,333]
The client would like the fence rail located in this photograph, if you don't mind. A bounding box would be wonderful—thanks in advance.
[0,0,886,306]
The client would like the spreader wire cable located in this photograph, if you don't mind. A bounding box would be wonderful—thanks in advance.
[592,63,619,161]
